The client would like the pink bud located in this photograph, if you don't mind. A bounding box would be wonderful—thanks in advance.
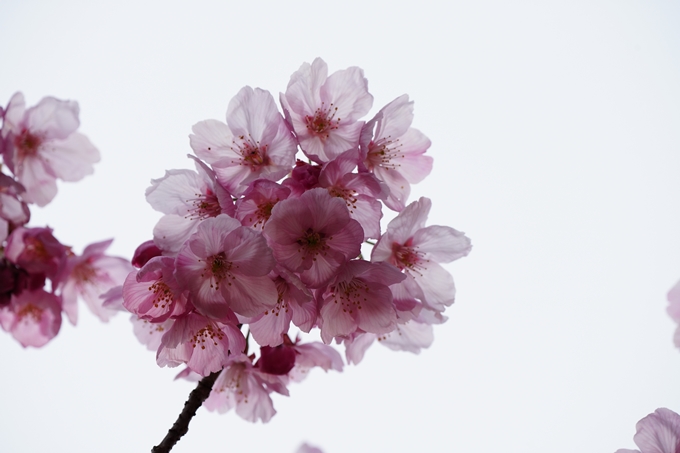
[257,345,296,375]
[131,240,162,268]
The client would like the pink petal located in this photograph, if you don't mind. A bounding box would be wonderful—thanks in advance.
[413,225,473,262]
[342,332,376,365]
[321,66,372,122]
[25,96,80,140]
[378,321,434,354]
[633,408,680,453]
[189,119,234,164]
[46,133,100,181]
[320,297,357,344]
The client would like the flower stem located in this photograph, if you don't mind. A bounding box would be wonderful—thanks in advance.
[151,371,220,453]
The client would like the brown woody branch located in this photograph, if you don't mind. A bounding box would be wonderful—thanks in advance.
[151,371,220,453]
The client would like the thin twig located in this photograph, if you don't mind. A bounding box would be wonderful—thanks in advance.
[151,371,220,453]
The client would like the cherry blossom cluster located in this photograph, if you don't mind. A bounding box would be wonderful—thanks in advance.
[122,57,472,422]
[0,93,132,347]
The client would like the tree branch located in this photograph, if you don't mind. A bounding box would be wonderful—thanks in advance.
[151,371,220,453]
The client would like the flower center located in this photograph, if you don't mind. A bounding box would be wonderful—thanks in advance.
[392,242,428,276]
[17,303,43,321]
[365,136,403,171]
[72,261,97,283]
[263,282,289,317]
[14,129,43,159]
[296,228,329,258]
[24,236,50,261]
[252,200,276,228]
[190,323,225,350]
[232,135,269,171]
[217,363,247,398]
[148,279,172,309]
[330,279,369,314]
[186,189,221,220]
[203,252,233,290]
[304,103,340,138]
[327,186,359,212]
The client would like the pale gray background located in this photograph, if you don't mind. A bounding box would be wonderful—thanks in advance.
[1,1,679,452]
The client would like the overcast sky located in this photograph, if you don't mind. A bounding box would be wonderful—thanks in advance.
[1,1,680,452]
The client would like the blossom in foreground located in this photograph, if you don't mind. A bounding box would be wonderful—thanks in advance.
[286,340,343,382]
[359,94,433,211]
[156,313,246,376]
[317,260,404,344]
[130,315,174,352]
[175,214,278,319]
[372,197,472,313]
[203,354,288,422]
[616,408,680,453]
[122,256,188,322]
[190,86,297,195]
[235,179,291,230]
[316,155,384,239]
[264,188,363,288]
[280,57,373,163]
[145,157,234,254]
[0,92,99,206]
[341,314,440,365]
[247,268,316,347]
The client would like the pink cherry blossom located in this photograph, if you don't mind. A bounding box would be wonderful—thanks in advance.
[247,267,316,347]
[203,354,288,422]
[60,239,134,324]
[264,188,364,288]
[0,92,99,206]
[371,197,472,312]
[339,331,377,365]
[280,58,373,163]
[122,256,188,322]
[156,312,246,376]
[338,317,436,365]
[616,408,680,453]
[175,214,278,319]
[287,340,343,383]
[359,94,433,211]
[0,288,62,347]
[379,319,435,353]
[235,179,291,230]
[146,157,234,254]
[317,155,384,239]
[190,86,297,195]
[130,315,174,352]
[4,226,67,280]
[318,260,405,344]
